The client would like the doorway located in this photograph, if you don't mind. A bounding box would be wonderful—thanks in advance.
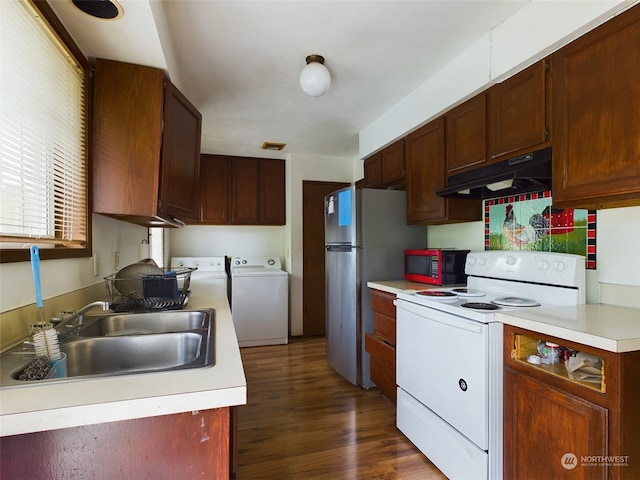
[302,181,349,336]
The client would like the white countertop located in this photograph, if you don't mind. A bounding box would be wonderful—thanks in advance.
[367,280,457,295]
[0,287,247,437]
[498,304,640,353]
[369,280,640,354]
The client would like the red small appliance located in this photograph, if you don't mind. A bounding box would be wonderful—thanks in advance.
[404,249,469,285]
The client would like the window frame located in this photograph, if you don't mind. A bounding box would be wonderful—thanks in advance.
[0,0,92,264]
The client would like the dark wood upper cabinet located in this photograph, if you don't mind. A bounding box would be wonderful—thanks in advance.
[363,139,405,189]
[380,139,406,187]
[160,83,202,221]
[92,58,202,227]
[445,93,487,175]
[363,153,382,188]
[260,159,286,225]
[487,60,550,160]
[200,155,284,226]
[405,117,480,224]
[230,157,260,225]
[552,5,640,209]
[199,155,230,225]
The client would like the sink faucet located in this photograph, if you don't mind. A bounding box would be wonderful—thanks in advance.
[61,301,110,328]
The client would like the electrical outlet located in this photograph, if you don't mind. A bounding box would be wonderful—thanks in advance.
[93,254,99,277]
[114,251,120,270]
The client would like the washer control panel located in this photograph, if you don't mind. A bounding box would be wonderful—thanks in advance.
[231,256,282,270]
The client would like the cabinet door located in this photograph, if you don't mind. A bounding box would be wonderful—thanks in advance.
[552,7,640,209]
[405,118,480,224]
[199,155,230,224]
[504,368,608,480]
[364,333,396,404]
[92,59,164,218]
[260,159,286,225]
[488,60,549,160]
[406,118,447,223]
[160,82,202,222]
[445,93,487,175]
[380,139,405,186]
[363,153,382,188]
[230,158,260,224]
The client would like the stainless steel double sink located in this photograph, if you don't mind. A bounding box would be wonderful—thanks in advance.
[0,309,215,386]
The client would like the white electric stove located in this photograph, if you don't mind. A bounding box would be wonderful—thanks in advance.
[395,250,586,480]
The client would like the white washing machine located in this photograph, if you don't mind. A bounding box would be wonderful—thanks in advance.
[230,255,288,347]
[170,256,228,306]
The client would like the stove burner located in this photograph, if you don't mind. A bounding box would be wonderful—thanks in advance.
[415,290,459,301]
[460,302,501,311]
[450,288,485,297]
[416,290,457,297]
[491,296,540,307]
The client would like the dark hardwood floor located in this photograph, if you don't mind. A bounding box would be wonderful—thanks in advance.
[237,336,447,479]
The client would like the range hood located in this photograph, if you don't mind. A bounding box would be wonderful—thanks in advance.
[437,147,552,200]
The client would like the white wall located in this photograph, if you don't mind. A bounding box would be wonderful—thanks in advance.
[169,225,284,261]
[0,214,146,312]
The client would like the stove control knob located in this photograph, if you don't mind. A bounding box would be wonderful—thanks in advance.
[506,255,516,266]
[554,261,566,272]
[539,260,550,271]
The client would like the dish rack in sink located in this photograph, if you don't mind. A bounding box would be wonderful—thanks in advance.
[104,267,195,312]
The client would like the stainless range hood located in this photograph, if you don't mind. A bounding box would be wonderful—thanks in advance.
[437,147,552,200]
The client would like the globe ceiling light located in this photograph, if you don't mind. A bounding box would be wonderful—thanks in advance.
[299,55,331,97]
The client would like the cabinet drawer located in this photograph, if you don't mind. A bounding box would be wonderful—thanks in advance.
[365,333,396,404]
[373,312,395,345]
[370,290,396,317]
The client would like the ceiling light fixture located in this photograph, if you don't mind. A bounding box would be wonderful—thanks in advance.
[299,54,331,97]
[71,0,123,20]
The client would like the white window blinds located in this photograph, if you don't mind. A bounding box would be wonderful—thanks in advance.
[0,0,88,249]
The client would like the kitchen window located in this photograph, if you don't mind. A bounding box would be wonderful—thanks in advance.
[0,0,90,263]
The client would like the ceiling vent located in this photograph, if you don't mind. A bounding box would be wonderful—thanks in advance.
[261,142,286,151]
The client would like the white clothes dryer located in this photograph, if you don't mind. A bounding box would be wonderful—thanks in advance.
[230,256,288,347]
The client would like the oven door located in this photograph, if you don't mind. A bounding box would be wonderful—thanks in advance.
[396,298,489,450]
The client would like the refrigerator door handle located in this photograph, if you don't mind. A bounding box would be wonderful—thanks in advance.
[326,244,362,252]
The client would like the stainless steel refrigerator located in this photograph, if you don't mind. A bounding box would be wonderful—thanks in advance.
[324,186,426,387]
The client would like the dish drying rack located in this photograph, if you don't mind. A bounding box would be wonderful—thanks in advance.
[104,267,195,312]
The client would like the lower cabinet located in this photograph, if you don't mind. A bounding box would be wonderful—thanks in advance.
[365,289,397,403]
[504,325,640,480]
[1,407,235,479]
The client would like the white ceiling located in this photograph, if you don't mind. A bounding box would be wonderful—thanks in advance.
[49,0,530,159]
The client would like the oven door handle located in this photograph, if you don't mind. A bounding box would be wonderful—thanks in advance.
[394,299,484,334]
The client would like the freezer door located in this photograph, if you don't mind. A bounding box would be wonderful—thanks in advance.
[325,245,360,385]
[325,186,357,245]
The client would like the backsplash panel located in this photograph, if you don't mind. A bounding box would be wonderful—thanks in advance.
[484,190,597,269]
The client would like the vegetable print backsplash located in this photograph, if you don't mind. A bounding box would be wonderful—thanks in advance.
[485,190,597,269]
